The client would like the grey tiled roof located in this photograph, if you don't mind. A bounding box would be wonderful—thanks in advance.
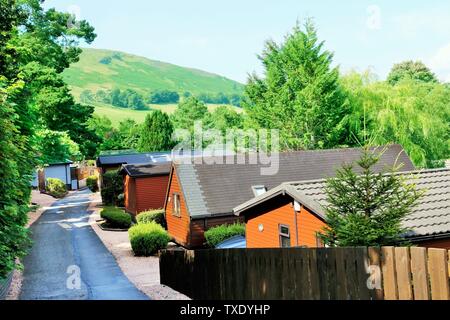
[235,168,450,240]
[175,144,415,218]
[176,164,209,218]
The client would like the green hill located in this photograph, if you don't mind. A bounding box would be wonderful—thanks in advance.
[63,48,244,99]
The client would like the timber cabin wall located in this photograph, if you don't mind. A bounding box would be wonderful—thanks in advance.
[165,167,191,246]
[134,175,169,214]
[124,175,136,214]
[189,215,244,248]
[417,238,450,250]
[245,196,326,248]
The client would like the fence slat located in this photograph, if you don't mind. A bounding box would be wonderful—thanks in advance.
[394,247,413,300]
[410,247,430,300]
[344,247,359,299]
[381,246,398,300]
[368,247,384,300]
[335,248,349,300]
[308,249,321,300]
[428,248,450,300]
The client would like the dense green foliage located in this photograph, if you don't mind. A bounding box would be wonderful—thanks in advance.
[100,207,132,229]
[387,61,438,85]
[136,209,166,228]
[171,97,209,131]
[88,115,141,152]
[243,20,351,150]
[86,175,99,192]
[37,129,81,164]
[46,178,67,198]
[128,222,170,256]
[148,90,180,104]
[204,223,246,247]
[83,88,147,110]
[100,170,124,206]
[319,149,423,247]
[138,111,174,152]
[341,72,449,168]
[1,0,97,279]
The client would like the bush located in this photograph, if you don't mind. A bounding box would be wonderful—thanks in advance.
[136,209,166,228]
[204,223,245,247]
[100,207,132,229]
[101,170,123,206]
[129,222,170,256]
[86,175,98,192]
[46,178,67,198]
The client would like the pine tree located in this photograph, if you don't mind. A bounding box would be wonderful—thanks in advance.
[319,147,423,247]
[243,19,351,150]
[138,110,174,152]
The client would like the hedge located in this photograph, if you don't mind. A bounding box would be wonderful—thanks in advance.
[204,223,246,247]
[128,222,170,256]
[100,170,123,206]
[100,207,132,229]
[86,175,98,192]
[46,178,67,198]
[136,209,166,228]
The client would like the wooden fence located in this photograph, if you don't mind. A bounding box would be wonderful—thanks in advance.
[159,246,450,300]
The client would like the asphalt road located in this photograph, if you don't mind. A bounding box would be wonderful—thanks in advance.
[20,189,148,300]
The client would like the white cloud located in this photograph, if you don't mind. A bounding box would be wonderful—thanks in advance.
[428,42,450,82]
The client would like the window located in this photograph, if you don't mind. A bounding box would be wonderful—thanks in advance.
[252,185,267,196]
[172,193,181,217]
[279,224,291,248]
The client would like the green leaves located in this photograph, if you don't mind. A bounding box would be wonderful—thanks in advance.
[138,110,174,152]
[320,148,423,247]
[243,20,351,150]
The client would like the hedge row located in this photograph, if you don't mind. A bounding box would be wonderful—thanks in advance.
[204,223,245,247]
[100,207,131,229]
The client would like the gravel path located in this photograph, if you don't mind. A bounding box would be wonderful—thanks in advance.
[88,195,190,300]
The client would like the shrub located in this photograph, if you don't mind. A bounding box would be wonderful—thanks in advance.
[86,175,98,192]
[46,178,67,198]
[136,209,166,228]
[101,170,123,206]
[204,223,245,247]
[100,207,131,229]
[129,222,170,256]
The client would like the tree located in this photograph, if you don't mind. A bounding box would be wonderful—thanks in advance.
[171,96,209,131]
[138,111,174,152]
[206,105,244,134]
[341,71,450,168]
[243,20,351,150]
[319,148,423,247]
[387,61,438,85]
[118,118,140,149]
[37,129,81,164]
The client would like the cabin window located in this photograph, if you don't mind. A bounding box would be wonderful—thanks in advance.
[252,185,267,196]
[279,224,291,248]
[172,193,181,217]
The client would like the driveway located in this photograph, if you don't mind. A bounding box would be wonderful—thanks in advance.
[20,189,148,300]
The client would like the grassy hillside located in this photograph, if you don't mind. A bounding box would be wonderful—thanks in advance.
[63,48,244,98]
[94,102,242,127]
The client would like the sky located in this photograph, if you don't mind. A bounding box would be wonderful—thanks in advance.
[44,0,450,84]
